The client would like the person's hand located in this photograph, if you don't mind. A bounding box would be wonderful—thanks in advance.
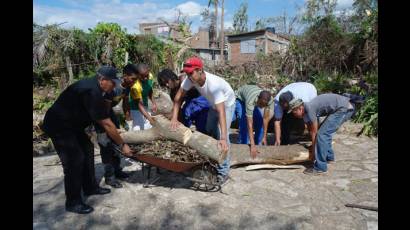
[125,120,133,131]
[152,103,158,113]
[250,145,259,159]
[170,118,180,131]
[274,140,281,146]
[148,116,156,125]
[261,137,267,146]
[217,139,229,154]
[121,143,133,157]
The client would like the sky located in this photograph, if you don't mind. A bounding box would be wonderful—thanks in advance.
[33,0,355,34]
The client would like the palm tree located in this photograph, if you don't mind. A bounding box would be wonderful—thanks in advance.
[220,0,225,64]
[208,0,218,48]
[33,23,76,89]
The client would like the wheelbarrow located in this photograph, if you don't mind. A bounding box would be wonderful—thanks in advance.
[112,144,221,192]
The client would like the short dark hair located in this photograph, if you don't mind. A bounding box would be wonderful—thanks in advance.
[279,91,294,105]
[157,68,178,87]
[136,63,149,74]
[122,64,138,76]
[258,90,272,101]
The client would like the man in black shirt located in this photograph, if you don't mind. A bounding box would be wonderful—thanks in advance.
[42,66,133,214]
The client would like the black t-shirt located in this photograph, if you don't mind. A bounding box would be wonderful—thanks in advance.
[42,77,110,136]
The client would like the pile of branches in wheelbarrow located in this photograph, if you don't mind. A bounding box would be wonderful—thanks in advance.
[129,139,210,163]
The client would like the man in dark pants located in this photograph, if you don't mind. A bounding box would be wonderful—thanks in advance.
[95,64,138,188]
[42,66,133,214]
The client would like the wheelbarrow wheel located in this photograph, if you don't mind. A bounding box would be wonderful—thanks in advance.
[190,164,219,192]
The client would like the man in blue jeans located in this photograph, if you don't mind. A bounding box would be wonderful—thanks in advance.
[170,57,236,185]
[289,94,355,175]
[232,85,273,158]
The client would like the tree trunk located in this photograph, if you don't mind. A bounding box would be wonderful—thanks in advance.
[124,52,129,65]
[65,56,74,85]
[220,0,225,64]
[120,89,310,166]
[215,2,218,48]
[120,126,309,165]
[229,144,309,166]
[120,115,225,164]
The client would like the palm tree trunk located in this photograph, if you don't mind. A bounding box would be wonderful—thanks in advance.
[214,2,218,48]
[220,0,225,64]
[65,56,74,85]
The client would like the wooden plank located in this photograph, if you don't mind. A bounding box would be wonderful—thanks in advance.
[245,164,305,171]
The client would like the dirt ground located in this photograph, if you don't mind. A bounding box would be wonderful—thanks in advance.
[33,122,378,230]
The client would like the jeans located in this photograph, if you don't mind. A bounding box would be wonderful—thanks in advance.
[314,108,355,172]
[233,99,264,145]
[131,107,152,131]
[205,102,236,176]
[182,96,209,134]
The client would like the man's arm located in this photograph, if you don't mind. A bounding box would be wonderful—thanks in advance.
[262,109,270,145]
[122,95,131,120]
[170,87,186,130]
[246,116,259,158]
[215,102,229,153]
[148,88,157,113]
[137,99,155,124]
[273,102,282,146]
[307,121,318,161]
[274,120,281,146]
[97,118,132,156]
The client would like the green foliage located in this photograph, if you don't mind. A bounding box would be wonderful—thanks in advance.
[33,94,54,112]
[311,72,350,94]
[354,94,377,136]
[88,22,129,69]
[127,34,167,75]
[310,71,378,136]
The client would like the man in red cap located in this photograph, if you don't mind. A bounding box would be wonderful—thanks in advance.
[170,57,236,185]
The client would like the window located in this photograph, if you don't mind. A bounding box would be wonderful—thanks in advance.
[240,39,256,53]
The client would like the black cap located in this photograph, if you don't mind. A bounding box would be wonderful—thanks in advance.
[97,66,119,81]
[279,91,294,105]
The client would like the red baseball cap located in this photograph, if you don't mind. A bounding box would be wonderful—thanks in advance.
[181,57,203,74]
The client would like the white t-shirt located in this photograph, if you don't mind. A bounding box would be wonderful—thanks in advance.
[274,82,317,120]
[181,71,235,108]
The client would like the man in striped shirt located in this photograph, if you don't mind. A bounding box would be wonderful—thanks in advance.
[233,85,273,158]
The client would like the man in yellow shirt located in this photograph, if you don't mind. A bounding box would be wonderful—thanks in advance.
[129,63,157,130]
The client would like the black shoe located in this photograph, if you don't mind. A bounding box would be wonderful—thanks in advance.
[115,170,130,180]
[84,187,111,196]
[105,176,123,188]
[66,203,94,214]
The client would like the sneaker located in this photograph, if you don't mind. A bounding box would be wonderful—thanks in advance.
[216,175,229,185]
[303,168,326,175]
[105,176,123,188]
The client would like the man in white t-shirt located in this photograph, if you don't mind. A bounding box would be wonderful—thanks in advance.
[170,57,235,185]
[273,82,317,145]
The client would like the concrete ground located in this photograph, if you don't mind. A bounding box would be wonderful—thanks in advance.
[33,122,378,230]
